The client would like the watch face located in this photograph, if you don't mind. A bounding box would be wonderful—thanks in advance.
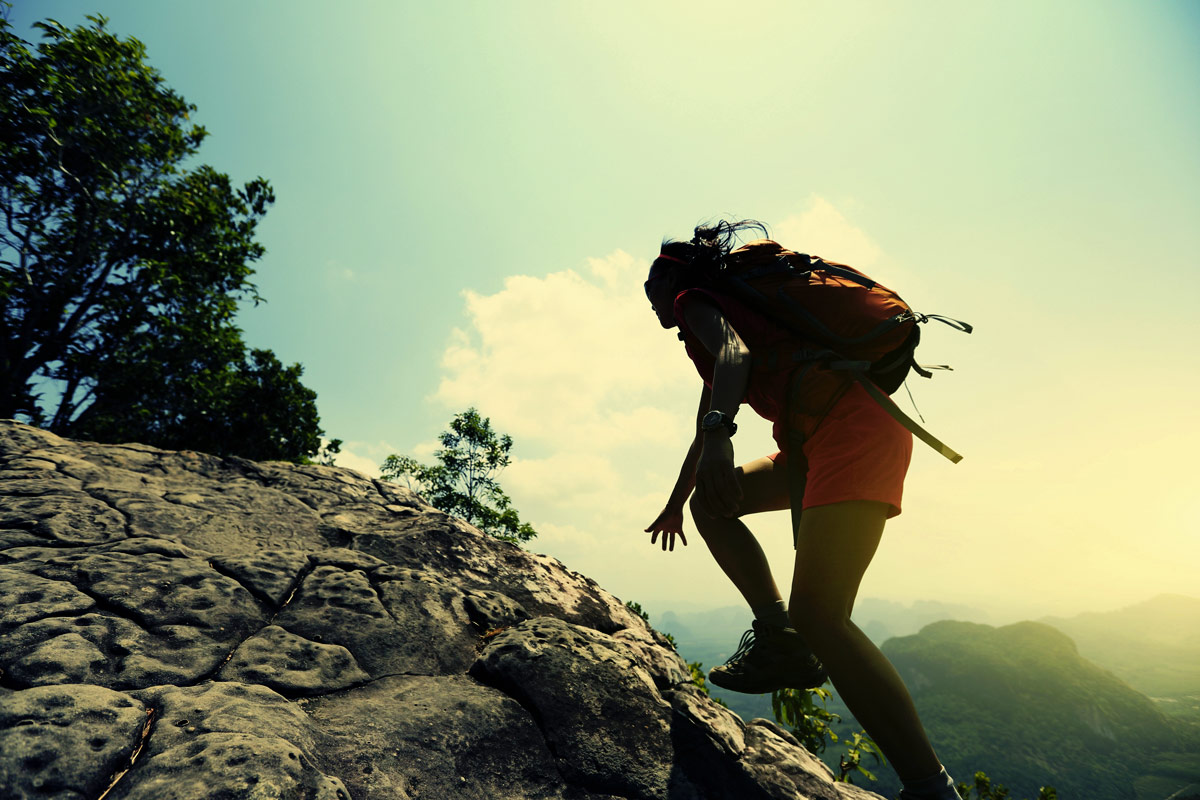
[702,411,723,429]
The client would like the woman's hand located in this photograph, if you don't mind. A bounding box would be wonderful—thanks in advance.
[694,433,743,518]
[645,505,687,551]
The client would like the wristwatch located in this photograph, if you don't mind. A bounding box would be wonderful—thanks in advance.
[700,410,738,436]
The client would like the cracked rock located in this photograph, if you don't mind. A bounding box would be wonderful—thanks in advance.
[0,568,97,634]
[471,616,676,799]
[108,732,349,800]
[218,625,370,695]
[0,420,885,800]
[463,587,532,631]
[0,684,147,799]
[273,565,412,677]
[304,674,567,800]
[0,494,127,545]
[209,549,311,607]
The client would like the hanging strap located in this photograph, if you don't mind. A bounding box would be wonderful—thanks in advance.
[783,361,963,549]
[843,369,964,464]
[921,314,974,333]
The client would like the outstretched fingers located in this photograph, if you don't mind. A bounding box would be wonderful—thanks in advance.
[645,512,688,551]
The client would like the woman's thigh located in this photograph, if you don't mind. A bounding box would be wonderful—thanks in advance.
[790,500,889,622]
[733,455,792,517]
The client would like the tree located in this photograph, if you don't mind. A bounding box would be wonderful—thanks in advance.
[0,10,328,461]
[381,408,537,544]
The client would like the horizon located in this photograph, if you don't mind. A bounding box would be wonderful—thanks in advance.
[644,589,1200,631]
[9,2,1199,623]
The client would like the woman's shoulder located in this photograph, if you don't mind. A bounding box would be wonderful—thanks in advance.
[673,287,724,315]
[674,287,784,345]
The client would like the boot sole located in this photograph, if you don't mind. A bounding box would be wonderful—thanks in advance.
[707,668,828,694]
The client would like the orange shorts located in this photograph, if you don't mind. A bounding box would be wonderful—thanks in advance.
[768,381,913,518]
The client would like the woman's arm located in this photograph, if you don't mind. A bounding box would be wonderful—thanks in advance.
[674,384,713,503]
[681,299,751,518]
[645,384,710,551]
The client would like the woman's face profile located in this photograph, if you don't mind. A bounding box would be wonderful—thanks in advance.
[645,274,678,329]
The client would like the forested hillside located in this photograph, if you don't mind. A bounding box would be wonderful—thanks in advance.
[669,614,1200,800]
[881,620,1200,799]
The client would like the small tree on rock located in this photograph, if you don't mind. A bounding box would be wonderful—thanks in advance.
[381,408,536,544]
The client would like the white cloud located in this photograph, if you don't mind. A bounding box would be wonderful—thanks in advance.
[331,447,383,479]
[773,197,882,268]
[329,438,406,479]
[771,195,927,310]
[434,250,697,450]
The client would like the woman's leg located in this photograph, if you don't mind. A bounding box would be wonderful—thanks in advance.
[689,455,790,610]
[788,500,942,782]
[696,456,826,693]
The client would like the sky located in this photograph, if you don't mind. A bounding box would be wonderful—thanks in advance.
[10,1,1200,625]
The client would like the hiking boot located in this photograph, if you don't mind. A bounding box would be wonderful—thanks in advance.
[707,619,827,694]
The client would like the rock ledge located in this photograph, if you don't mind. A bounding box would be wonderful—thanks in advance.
[0,421,881,800]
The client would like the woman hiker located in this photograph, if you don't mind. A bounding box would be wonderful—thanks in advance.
[643,219,960,800]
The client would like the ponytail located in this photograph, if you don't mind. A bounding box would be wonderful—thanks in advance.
[652,217,770,293]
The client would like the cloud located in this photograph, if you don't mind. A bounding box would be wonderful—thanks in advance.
[434,250,697,451]
[427,247,724,605]
[773,197,882,267]
[331,447,382,478]
[771,195,927,308]
[329,438,406,479]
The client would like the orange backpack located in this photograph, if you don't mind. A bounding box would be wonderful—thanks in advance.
[718,239,971,463]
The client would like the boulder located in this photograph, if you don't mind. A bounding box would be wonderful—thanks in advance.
[0,421,882,800]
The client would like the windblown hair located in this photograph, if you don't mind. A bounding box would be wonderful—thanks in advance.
[654,218,770,293]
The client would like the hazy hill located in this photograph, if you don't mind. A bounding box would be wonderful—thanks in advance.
[1040,594,1200,705]
[880,620,1200,800]
[659,598,1200,798]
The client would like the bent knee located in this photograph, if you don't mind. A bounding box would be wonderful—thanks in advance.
[788,590,853,639]
[688,492,724,533]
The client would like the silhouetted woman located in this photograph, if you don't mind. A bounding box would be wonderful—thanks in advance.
[644,219,960,800]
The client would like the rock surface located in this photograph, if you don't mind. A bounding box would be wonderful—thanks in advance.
[0,420,883,800]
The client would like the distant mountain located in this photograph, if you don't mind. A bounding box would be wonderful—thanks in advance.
[879,620,1200,800]
[656,596,993,651]
[660,598,1200,799]
[1040,594,1200,703]
[852,597,995,644]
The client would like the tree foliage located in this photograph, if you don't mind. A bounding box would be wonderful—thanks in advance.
[953,771,1058,800]
[773,688,845,754]
[381,408,536,544]
[0,9,327,461]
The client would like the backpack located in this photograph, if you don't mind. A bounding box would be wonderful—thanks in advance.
[715,239,971,463]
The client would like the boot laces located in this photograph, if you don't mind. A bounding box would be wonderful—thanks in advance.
[723,628,758,667]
